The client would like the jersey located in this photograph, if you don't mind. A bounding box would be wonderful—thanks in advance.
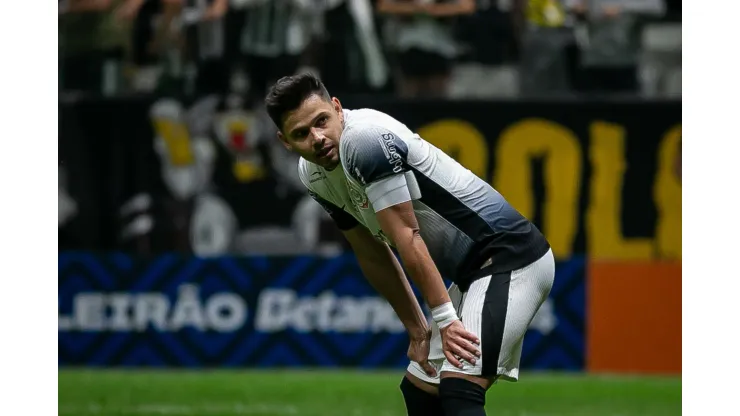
[298,108,550,289]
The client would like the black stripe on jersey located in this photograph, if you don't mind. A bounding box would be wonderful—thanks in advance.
[409,167,550,288]
[410,168,494,279]
[411,168,493,247]
[307,191,358,231]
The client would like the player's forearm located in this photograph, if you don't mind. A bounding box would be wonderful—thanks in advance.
[355,245,428,339]
[395,230,451,310]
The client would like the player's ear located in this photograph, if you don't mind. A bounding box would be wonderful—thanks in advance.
[277,131,292,151]
[332,97,343,116]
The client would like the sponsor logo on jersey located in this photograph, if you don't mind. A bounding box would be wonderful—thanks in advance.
[309,170,326,184]
[379,133,404,174]
[349,187,369,210]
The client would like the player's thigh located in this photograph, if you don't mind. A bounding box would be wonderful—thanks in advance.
[404,371,439,395]
[441,249,555,382]
[406,283,464,385]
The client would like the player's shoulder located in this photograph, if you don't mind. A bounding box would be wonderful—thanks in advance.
[340,108,413,152]
[297,157,321,189]
[298,157,338,196]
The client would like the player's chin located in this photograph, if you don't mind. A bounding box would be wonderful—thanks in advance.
[316,153,340,170]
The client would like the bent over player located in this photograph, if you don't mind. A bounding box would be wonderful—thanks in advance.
[265,73,555,416]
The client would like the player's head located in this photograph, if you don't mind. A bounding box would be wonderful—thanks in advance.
[265,73,344,170]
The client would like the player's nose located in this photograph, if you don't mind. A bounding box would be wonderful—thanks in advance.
[310,129,325,147]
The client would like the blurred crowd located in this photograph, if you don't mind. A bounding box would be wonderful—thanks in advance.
[58,0,681,100]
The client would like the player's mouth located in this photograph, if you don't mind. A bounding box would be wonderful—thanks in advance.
[316,146,335,159]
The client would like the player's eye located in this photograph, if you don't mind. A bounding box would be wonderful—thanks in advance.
[316,116,328,127]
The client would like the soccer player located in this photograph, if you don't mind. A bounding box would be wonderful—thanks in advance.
[264,73,554,416]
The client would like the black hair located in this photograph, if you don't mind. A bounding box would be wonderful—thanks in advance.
[264,73,332,132]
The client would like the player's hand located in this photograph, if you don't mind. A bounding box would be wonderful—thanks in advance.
[440,320,480,369]
[407,328,437,378]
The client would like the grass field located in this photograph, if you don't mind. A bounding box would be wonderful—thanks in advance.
[58,369,681,416]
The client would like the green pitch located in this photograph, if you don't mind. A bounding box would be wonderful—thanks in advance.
[58,369,681,416]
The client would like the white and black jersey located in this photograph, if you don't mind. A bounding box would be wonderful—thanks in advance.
[239,0,318,58]
[183,0,226,60]
[298,108,550,288]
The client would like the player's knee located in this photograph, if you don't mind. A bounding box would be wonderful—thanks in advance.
[399,376,443,416]
[439,377,487,416]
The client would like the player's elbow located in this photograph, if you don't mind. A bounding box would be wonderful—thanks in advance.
[393,227,423,253]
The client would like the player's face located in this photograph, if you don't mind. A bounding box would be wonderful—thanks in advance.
[278,95,344,170]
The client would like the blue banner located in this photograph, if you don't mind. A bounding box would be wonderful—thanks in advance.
[58,252,585,369]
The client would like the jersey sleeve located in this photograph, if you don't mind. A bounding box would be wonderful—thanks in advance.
[307,190,359,231]
[342,125,414,212]
[342,125,410,185]
[298,158,359,231]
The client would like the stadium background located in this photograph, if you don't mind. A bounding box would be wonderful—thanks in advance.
[58,1,681,414]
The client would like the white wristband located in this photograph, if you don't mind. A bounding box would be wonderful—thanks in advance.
[431,302,458,330]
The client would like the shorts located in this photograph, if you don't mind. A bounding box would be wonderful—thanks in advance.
[408,248,555,383]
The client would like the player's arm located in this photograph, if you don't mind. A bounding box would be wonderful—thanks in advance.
[342,125,480,367]
[341,226,428,341]
[375,201,450,311]
[341,126,451,310]
[304,189,428,339]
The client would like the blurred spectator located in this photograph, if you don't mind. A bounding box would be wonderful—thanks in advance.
[377,0,476,98]
[638,21,680,97]
[320,0,390,94]
[117,0,149,86]
[115,0,163,92]
[448,0,521,98]
[233,0,324,99]
[571,0,666,94]
[59,0,131,95]
[178,0,231,95]
[515,0,578,97]
[664,0,678,20]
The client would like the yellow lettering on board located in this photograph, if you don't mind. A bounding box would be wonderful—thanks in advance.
[417,120,488,179]
[587,121,653,260]
[654,125,682,259]
[494,119,581,259]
